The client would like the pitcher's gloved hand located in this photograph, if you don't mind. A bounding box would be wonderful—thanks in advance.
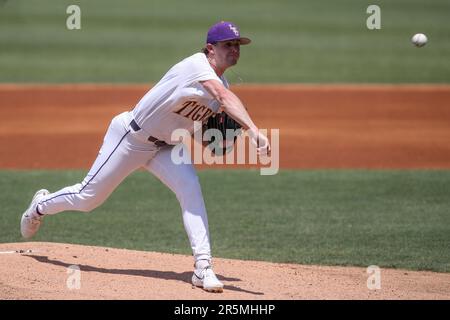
[202,112,242,155]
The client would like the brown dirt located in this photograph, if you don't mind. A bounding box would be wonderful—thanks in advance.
[1,84,450,169]
[1,242,449,300]
[1,84,450,300]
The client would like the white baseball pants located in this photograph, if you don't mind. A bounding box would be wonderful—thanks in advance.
[36,111,211,262]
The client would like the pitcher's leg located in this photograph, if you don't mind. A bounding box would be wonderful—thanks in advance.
[145,146,211,262]
[38,130,132,214]
[37,113,154,215]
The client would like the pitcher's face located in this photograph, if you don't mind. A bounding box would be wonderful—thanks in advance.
[211,40,241,68]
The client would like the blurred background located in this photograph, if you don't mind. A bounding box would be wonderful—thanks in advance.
[1,0,449,83]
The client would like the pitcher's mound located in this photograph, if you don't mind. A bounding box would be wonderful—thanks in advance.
[0,242,448,299]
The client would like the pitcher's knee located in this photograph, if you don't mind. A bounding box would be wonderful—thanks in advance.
[76,194,105,212]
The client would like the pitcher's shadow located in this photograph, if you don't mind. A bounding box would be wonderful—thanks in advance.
[25,255,264,295]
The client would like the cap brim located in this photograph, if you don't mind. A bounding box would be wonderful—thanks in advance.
[209,37,252,45]
[239,37,251,45]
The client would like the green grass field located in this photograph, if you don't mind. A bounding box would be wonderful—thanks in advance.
[1,0,449,83]
[1,169,449,273]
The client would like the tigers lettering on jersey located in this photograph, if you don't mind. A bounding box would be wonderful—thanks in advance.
[174,100,214,122]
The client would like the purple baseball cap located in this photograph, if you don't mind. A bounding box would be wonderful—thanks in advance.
[206,21,251,45]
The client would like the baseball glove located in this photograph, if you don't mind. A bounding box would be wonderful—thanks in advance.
[202,111,242,155]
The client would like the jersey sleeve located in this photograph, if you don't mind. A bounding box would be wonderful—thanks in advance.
[185,53,222,85]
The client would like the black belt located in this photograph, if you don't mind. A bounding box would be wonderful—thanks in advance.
[130,119,167,147]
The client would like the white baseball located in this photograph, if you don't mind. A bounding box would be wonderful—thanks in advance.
[411,33,428,47]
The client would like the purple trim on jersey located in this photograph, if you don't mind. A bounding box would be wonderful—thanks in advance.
[39,130,131,206]
[36,205,44,216]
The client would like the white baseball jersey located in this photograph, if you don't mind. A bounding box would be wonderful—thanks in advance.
[132,53,229,144]
[33,52,228,265]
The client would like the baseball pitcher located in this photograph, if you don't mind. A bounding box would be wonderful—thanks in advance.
[20,21,270,293]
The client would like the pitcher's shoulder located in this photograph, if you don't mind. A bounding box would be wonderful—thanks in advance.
[182,52,208,65]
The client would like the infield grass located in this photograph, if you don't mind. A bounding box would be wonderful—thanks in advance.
[1,169,449,273]
[1,0,449,83]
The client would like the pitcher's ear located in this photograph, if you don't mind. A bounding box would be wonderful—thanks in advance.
[206,43,216,55]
